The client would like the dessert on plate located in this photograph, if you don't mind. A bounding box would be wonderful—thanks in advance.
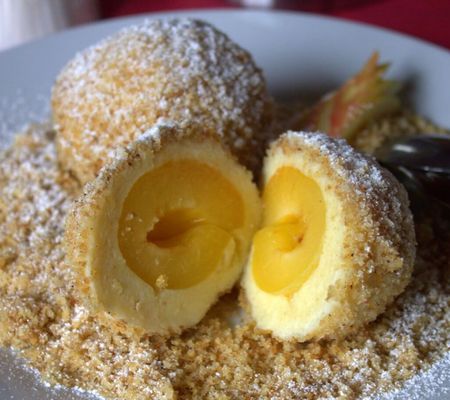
[0,16,448,400]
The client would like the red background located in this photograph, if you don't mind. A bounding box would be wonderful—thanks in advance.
[100,0,450,50]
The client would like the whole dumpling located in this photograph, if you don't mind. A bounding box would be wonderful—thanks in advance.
[52,18,272,184]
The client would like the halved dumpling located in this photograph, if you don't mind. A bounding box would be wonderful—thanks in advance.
[242,131,415,341]
[65,121,261,334]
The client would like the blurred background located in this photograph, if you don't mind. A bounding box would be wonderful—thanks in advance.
[0,0,449,51]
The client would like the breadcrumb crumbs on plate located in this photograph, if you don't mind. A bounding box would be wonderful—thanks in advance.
[0,113,449,399]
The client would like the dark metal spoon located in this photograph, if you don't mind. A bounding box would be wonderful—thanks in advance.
[375,135,450,213]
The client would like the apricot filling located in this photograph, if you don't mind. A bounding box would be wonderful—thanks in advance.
[252,167,326,296]
[118,160,245,290]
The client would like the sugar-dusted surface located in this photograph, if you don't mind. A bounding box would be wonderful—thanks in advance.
[0,117,449,399]
[64,120,261,335]
[248,129,415,341]
[52,18,272,184]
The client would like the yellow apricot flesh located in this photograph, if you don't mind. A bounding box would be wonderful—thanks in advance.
[252,167,326,296]
[118,160,244,290]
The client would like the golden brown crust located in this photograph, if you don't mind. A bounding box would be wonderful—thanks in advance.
[64,123,206,332]
[52,18,273,184]
[0,116,448,400]
[243,131,416,341]
[65,120,261,335]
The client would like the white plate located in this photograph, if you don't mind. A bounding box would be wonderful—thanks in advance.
[0,9,449,399]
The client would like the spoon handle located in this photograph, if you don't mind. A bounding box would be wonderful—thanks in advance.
[382,162,450,214]
[376,135,450,175]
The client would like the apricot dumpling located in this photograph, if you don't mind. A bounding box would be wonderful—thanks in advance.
[242,131,415,341]
[65,122,261,334]
[52,18,272,184]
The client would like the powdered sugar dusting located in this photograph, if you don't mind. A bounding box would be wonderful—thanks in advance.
[52,18,271,183]
[282,130,411,247]
[378,353,450,400]
[135,118,176,144]
[284,130,387,193]
[0,123,448,399]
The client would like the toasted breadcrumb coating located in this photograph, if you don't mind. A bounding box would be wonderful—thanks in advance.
[52,18,273,184]
[65,121,261,335]
[0,116,448,400]
[243,131,416,341]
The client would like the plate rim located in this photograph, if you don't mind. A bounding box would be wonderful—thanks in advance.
[1,8,449,60]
